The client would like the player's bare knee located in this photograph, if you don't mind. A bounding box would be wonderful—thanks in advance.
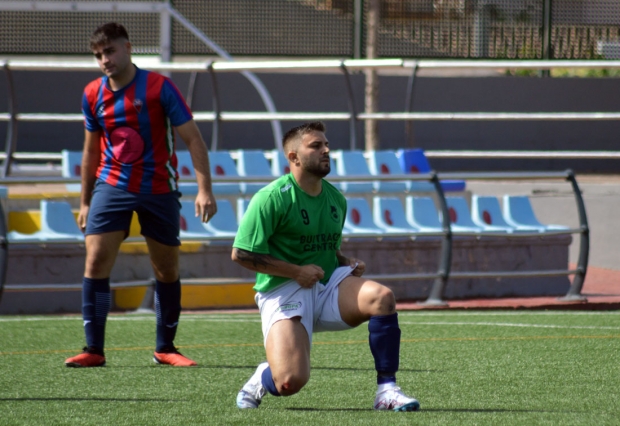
[277,375,308,396]
[366,284,396,316]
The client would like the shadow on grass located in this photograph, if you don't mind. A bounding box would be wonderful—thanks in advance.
[0,397,183,402]
[287,407,585,413]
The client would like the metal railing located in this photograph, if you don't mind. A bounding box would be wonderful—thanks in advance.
[3,58,620,177]
[0,170,589,306]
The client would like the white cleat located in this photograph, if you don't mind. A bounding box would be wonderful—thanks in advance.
[236,362,269,409]
[373,386,420,412]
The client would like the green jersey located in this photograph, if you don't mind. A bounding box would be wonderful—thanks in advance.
[233,174,347,293]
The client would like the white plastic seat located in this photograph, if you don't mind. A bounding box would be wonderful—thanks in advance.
[343,197,383,234]
[373,197,419,233]
[234,149,273,195]
[404,196,443,233]
[331,150,374,194]
[366,150,409,193]
[60,149,83,193]
[209,151,242,195]
[203,199,237,237]
[471,195,519,233]
[444,197,487,233]
[503,195,569,232]
[8,200,84,243]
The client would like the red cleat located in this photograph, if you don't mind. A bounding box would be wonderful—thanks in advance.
[65,347,106,368]
[153,348,197,367]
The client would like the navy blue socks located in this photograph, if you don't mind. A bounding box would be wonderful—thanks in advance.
[261,365,281,396]
[155,279,182,352]
[368,313,401,385]
[82,277,111,352]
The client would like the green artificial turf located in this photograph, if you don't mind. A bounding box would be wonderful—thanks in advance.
[0,310,619,425]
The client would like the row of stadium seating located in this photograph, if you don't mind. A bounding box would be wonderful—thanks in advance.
[6,194,565,243]
[61,148,466,195]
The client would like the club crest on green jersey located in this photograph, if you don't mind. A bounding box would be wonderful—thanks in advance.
[330,205,340,222]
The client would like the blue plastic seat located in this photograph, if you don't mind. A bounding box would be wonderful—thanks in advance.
[175,150,195,178]
[368,150,430,192]
[503,195,569,232]
[60,149,83,193]
[179,200,213,239]
[471,195,519,233]
[373,197,419,233]
[209,151,242,195]
[8,200,84,242]
[445,197,488,233]
[396,149,466,192]
[236,198,252,225]
[331,150,374,194]
[203,199,237,237]
[343,197,383,234]
[234,149,273,195]
[269,149,290,176]
[404,196,443,233]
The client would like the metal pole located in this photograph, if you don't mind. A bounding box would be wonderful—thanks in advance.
[558,170,589,302]
[2,65,17,178]
[208,62,222,151]
[420,172,451,306]
[541,0,553,77]
[404,61,419,147]
[0,201,7,303]
[353,0,363,59]
[340,62,358,150]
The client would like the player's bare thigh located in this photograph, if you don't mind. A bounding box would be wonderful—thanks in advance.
[145,236,179,283]
[265,317,311,396]
[84,231,126,278]
[337,276,397,327]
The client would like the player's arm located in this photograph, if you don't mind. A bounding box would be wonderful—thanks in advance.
[231,248,324,288]
[336,250,366,277]
[175,119,217,223]
[77,129,101,231]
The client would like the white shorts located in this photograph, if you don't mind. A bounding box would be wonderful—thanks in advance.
[255,266,355,346]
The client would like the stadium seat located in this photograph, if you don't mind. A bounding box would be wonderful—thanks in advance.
[471,195,519,233]
[179,200,212,239]
[331,150,374,194]
[396,148,466,192]
[234,149,273,195]
[209,151,242,195]
[203,199,237,237]
[236,198,252,224]
[404,196,443,233]
[444,196,488,233]
[269,149,290,176]
[175,150,195,177]
[502,195,569,232]
[60,149,83,193]
[366,150,412,193]
[343,197,383,234]
[7,200,84,242]
[373,197,419,233]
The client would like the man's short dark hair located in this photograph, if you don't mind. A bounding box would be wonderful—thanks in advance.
[90,22,130,50]
[282,122,326,153]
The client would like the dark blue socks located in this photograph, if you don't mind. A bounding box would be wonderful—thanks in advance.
[368,313,401,385]
[155,279,182,352]
[261,365,281,396]
[82,277,111,352]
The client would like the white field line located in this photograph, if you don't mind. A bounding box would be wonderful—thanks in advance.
[399,321,620,330]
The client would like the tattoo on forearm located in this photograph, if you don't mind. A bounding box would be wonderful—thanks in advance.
[235,248,274,270]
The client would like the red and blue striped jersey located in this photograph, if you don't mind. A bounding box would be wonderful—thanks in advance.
[82,67,192,194]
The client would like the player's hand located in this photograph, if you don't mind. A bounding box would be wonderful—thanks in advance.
[77,205,89,234]
[195,190,217,223]
[296,264,325,288]
[348,257,366,277]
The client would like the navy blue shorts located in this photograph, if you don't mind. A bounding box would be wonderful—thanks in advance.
[86,180,181,246]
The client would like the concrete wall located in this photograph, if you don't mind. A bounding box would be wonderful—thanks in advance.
[1,69,619,173]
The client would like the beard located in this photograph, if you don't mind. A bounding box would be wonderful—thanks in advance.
[303,157,331,178]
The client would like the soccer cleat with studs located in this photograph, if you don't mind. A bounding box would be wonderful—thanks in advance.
[373,386,420,412]
[65,347,106,368]
[153,347,197,367]
[236,362,269,409]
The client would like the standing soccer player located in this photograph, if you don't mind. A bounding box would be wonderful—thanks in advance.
[232,122,420,411]
[65,22,217,368]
